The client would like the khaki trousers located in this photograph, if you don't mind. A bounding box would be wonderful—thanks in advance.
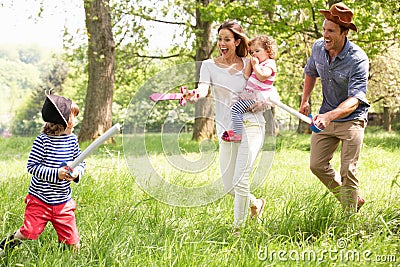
[310,120,366,212]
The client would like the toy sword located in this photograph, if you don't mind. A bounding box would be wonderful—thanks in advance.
[149,86,198,106]
[269,97,323,133]
[61,123,121,180]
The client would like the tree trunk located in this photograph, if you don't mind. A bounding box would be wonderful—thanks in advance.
[264,107,277,136]
[383,106,392,132]
[79,0,115,142]
[192,0,214,141]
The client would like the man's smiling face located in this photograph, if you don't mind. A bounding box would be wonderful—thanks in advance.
[322,19,348,57]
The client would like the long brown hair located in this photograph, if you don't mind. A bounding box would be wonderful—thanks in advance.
[217,21,249,57]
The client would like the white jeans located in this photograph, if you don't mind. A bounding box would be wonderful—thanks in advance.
[219,123,265,228]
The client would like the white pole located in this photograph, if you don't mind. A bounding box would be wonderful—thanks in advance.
[68,123,121,169]
[269,97,312,125]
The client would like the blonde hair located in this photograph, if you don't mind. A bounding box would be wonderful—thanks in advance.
[70,102,80,117]
[249,35,278,59]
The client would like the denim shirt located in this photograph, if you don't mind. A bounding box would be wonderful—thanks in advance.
[304,38,370,122]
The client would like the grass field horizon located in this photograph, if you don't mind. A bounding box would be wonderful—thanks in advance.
[0,127,399,266]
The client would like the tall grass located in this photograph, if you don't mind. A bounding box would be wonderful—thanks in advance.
[0,127,399,266]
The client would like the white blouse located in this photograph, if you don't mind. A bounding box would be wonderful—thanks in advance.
[198,58,266,137]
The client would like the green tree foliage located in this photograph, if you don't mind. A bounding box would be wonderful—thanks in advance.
[5,0,399,135]
[61,44,89,118]
[0,45,52,133]
[102,1,196,130]
[107,0,399,132]
[18,45,46,65]
[197,0,400,130]
[368,45,400,131]
[11,59,69,136]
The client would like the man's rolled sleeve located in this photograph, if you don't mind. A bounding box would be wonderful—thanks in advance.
[304,57,319,78]
[348,56,369,106]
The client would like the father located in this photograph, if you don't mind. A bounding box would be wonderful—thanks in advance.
[299,2,369,213]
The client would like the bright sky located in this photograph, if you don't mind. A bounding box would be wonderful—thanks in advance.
[0,0,179,51]
[0,0,85,50]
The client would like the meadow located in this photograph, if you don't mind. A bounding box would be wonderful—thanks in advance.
[0,127,399,266]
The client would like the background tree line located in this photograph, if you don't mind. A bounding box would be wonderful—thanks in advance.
[1,0,399,139]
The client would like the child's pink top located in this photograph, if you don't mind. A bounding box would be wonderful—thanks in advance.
[245,59,276,92]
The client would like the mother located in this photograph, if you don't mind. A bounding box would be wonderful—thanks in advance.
[189,21,267,234]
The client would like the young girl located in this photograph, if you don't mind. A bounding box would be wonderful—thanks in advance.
[0,93,85,253]
[222,35,279,142]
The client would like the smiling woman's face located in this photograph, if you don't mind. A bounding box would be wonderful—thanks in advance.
[217,28,240,57]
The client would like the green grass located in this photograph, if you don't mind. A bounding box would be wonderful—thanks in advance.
[0,127,399,266]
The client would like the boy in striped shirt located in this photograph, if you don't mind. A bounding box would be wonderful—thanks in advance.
[222,35,280,142]
[0,93,85,253]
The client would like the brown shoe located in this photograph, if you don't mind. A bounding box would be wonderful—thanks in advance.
[250,198,265,219]
[357,196,365,212]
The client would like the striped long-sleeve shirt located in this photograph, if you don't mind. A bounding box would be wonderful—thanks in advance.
[26,133,85,205]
